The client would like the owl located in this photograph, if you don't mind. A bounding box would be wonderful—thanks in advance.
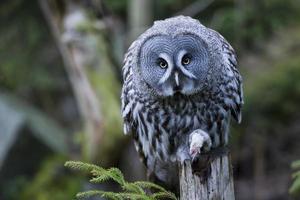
[121,16,243,192]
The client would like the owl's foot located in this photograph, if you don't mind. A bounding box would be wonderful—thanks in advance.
[189,129,212,161]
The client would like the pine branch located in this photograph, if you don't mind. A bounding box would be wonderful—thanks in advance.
[290,160,300,196]
[65,161,177,200]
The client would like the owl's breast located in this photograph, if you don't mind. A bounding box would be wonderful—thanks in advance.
[129,92,230,187]
[131,91,229,162]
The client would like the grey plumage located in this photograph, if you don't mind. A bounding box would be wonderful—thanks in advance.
[121,16,243,191]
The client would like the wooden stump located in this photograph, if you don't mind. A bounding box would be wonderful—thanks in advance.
[179,151,235,200]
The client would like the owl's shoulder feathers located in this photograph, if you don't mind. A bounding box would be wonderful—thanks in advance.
[217,34,244,123]
[121,41,138,135]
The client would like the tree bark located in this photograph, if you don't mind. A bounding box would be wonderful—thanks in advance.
[179,151,235,200]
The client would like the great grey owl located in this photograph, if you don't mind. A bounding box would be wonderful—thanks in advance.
[121,16,243,192]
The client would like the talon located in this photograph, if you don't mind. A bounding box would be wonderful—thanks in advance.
[189,129,212,159]
[190,147,200,160]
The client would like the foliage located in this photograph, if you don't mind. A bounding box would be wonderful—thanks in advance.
[104,0,300,49]
[290,160,300,196]
[0,92,69,155]
[103,0,128,16]
[65,161,177,200]
[0,0,65,92]
[205,0,300,48]
[243,58,300,127]
[235,0,299,46]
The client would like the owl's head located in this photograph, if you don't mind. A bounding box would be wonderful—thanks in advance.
[139,33,210,96]
[133,16,224,97]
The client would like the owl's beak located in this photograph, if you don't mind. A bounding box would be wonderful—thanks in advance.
[174,72,180,87]
[173,71,182,93]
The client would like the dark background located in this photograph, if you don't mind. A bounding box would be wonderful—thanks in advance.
[0,0,300,199]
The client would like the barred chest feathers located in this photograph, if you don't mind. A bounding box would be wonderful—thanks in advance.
[126,89,230,168]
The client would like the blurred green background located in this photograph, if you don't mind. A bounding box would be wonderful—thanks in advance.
[1,0,300,199]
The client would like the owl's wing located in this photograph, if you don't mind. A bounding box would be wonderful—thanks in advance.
[220,36,244,123]
[121,41,137,135]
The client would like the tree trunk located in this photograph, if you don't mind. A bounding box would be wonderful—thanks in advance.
[128,0,153,41]
[39,0,123,164]
[179,151,235,200]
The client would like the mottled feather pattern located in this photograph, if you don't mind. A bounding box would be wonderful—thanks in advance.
[121,16,243,190]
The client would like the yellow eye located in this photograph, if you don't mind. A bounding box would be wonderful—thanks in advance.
[158,59,168,69]
[182,55,191,65]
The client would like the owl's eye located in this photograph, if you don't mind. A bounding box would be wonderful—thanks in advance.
[181,54,191,66]
[158,58,168,69]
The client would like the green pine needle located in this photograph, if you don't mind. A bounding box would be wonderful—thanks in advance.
[151,191,177,200]
[134,181,168,192]
[290,160,300,196]
[77,191,121,200]
[76,190,104,199]
[122,182,146,194]
[65,161,102,172]
[292,171,300,179]
[292,160,300,169]
[65,161,177,200]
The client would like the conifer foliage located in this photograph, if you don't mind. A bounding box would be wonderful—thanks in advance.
[290,160,300,196]
[65,161,177,200]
